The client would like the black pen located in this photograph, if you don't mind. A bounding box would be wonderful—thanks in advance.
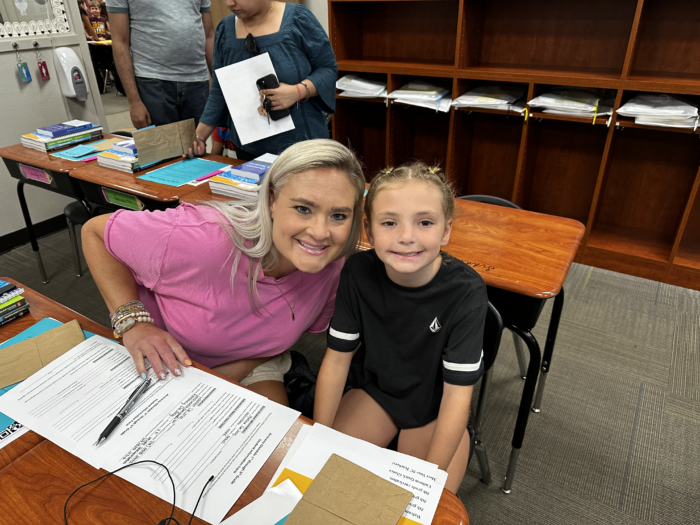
[94,377,152,446]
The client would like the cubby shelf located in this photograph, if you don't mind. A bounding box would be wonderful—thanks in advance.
[330,0,700,290]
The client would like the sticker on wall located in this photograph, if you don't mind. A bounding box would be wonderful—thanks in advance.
[19,164,53,185]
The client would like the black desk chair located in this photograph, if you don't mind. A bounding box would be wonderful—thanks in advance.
[472,301,504,484]
[88,43,125,95]
[458,195,529,380]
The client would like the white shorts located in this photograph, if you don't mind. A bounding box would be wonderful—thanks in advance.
[239,350,292,387]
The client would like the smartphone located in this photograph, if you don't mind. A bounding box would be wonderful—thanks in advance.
[256,74,291,121]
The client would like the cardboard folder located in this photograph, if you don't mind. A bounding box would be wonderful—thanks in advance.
[284,454,413,525]
[0,320,85,388]
[132,119,196,166]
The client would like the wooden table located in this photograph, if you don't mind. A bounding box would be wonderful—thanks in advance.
[179,158,245,205]
[0,135,119,283]
[70,154,241,213]
[0,279,469,525]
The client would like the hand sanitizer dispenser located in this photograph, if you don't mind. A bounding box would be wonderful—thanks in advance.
[54,47,89,101]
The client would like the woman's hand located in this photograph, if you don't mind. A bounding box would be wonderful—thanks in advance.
[122,322,192,380]
[260,83,301,111]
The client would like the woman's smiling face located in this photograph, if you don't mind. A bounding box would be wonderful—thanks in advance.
[269,168,357,277]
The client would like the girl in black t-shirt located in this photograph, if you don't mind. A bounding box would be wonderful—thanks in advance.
[315,162,487,493]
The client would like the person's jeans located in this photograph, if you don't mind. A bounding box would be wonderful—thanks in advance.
[135,77,210,127]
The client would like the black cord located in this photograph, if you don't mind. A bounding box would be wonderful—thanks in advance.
[63,460,214,525]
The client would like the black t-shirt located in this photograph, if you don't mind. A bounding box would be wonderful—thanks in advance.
[328,250,487,428]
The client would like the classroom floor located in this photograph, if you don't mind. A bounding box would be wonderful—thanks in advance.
[1,227,698,525]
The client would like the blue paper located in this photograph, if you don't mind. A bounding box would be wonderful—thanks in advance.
[58,144,98,158]
[50,138,111,160]
[138,158,232,187]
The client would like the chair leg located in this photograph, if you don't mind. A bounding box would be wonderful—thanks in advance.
[66,217,83,277]
[532,288,565,413]
[512,331,528,380]
[473,368,493,485]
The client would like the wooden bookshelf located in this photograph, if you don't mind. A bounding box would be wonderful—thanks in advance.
[329,0,700,291]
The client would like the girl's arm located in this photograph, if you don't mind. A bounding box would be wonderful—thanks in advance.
[425,383,474,470]
[314,348,353,426]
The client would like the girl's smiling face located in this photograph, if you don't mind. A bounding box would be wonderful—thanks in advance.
[365,180,452,288]
[268,168,357,278]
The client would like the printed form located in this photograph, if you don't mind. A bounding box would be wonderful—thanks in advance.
[0,336,299,524]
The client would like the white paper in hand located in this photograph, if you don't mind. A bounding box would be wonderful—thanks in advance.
[215,53,295,146]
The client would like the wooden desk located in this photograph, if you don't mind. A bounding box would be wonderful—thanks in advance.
[0,135,118,283]
[69,154,241,212]
[0,279,469,525]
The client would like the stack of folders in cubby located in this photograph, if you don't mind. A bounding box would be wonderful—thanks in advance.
[388,81,452,113]
[528,87,614,120]
[336,74,387,98]
[0,280,29,328]
[451,85,526,114]
[96,139,156,173]
[21,120,103,152]
[616,94,699,129]
[209,154,279,199]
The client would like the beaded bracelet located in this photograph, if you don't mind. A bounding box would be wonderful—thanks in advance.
[300,81,310,102]
[111,301,153,339]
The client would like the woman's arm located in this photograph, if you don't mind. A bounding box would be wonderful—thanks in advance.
[425,383,473,470]
[314,348,353,426]
[82,215,192,379]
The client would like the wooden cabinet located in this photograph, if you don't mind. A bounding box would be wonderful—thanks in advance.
[329,0,700,290]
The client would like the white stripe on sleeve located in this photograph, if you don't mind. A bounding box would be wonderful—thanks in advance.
[329,327,360,341]
[443,350,484,372]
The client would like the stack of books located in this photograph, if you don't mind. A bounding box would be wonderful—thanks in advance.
[96,140,156,173]
[0,280,29,327]
[617,94,699,128]
[387,81,452,113]
[21,120,103,152]
[209,155,279,199]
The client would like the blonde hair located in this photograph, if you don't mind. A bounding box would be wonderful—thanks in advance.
[207,139,365,309]
[89,1,100,8]
[365,162,455,222]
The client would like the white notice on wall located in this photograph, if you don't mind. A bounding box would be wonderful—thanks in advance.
[215,53,295,145]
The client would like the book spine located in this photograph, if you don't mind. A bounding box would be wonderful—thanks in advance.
[0,288,24,304]
[45,133,103,152]
[0,304,30,325]
[47,130,102,147]
[0,298,27,317]
[37,124,93,138]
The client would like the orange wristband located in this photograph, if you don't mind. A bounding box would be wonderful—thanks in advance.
[295,84,302,108]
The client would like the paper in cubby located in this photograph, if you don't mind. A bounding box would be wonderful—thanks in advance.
[336,74,387,98]
[389,80,451,112]
[528,87,613,117]
[452,85,526,111]
[617,94,699,128]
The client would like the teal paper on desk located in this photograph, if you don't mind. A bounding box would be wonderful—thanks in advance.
[50,139,111,160]
[138,158,231,187]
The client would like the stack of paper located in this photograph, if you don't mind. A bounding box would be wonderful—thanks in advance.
[21,122,103,152]
[528,87,613,119]
[388,81,451,113]
[96,148,157,173]
[259,424,448,525]
[209,153,279,199]
[451,85,526,113]
[336,74,387,98]
[617,94,699,128]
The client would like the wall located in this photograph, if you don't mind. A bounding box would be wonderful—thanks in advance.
[304,0,328,34]
[0,2,106,238]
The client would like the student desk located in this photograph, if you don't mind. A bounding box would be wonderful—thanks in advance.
[0,278,469,525]
[0,136,119,284]
[69,154,242,213]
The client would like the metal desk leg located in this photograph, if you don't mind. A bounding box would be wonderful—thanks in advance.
[512,331,528,379]
[532,288,565,413]
[16,181,49,284]
[502,326,541,494]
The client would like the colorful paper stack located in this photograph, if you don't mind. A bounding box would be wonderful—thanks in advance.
[21,120,103,153]
[209,154,279,199]
[0,280,29,328]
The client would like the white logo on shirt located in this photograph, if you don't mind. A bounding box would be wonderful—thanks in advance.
[430,317,441,333]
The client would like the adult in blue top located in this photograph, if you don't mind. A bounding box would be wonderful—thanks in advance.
[193,0,337,159]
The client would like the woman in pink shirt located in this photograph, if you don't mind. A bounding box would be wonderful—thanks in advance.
[82,139,365,405]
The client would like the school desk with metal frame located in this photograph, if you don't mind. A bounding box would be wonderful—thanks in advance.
[0,278,470,525]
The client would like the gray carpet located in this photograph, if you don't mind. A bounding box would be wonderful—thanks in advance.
[2,229,699,524]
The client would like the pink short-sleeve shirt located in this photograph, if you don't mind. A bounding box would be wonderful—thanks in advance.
[104,204,342,368]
